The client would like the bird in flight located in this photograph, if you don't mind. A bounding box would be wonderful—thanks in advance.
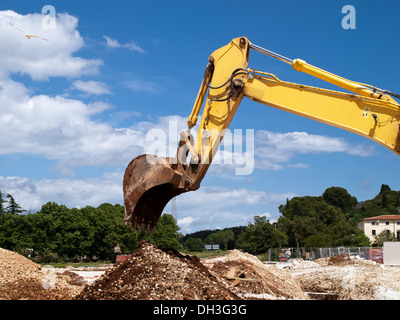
[9,23,49,41]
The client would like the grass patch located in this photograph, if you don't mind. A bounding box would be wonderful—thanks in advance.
[182,250,228,259]
[41,260,112,268]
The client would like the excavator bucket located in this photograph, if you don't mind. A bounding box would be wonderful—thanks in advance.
[123,154,189,233]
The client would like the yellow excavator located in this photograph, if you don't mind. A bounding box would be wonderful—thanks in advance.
[123,37,400,233]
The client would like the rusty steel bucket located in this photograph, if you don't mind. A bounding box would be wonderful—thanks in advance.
[123,154,192,233]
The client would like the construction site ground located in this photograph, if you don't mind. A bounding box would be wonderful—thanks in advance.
[1,241,400,300]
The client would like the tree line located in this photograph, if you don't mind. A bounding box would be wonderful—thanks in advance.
[184,185,400,254]
[0,184,398,261]
[0,200,182,262]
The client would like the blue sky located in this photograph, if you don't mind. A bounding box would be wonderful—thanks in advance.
[0,1,400,234]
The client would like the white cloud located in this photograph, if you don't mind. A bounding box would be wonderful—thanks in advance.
[0,171,123,212]
[185,128,375,178]
[103,35,146,53]
[0,10,102,80]
[0,81,121,167]
[72,80,112,95]
[124,79,160,94]
[256,130,375,156]
[257,212,272,218]
[254,130,375,170]
[0,77,187,174]
[177,216,198,230]
[125,42,146,53]
[103,35,120,48]
[172,186,297,233]
[287,163,309,169]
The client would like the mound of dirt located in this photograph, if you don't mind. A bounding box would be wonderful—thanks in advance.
[315,254,380,267]
[76,241,238,300]
[4,242,400,301]
[0,248,83,300]
[203,250,308,300]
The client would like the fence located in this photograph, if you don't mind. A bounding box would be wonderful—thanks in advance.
[266,247,383,264]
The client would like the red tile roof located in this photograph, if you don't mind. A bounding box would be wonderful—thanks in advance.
[360,215,400,221]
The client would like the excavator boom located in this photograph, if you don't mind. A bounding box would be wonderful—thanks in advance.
[123,37,400,233]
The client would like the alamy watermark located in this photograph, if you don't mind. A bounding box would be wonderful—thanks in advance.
[41,265,56,289]
[41,5,56,30]
[144,120,255,175]
[342,5,356,30]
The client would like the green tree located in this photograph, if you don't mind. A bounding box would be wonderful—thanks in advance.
[379,184,391,195]
[182,226,245,249]
[322,187,357,213]
[184,238,204,251]
[53,207,94,259]
[0,191,6,215]
[0,213,24,250]
[353,229,372,247]
[5,194,25,214]
[278,194,369,247]
[373,230,397,247]
[219,229,234,250]
[382,193,388,208]
[143,214,183,250]
[356,185,400,218]
[205,229,234,250]
[29,204,57,253]
[237,216,287,255]
[93,203,135,259]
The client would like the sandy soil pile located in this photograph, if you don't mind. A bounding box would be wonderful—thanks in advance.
[0,248,83,300]
[289,254,400,300]
[2,243,400,300]
[203,249,308,300]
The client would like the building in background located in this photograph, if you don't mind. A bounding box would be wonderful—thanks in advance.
[357,215,400,242]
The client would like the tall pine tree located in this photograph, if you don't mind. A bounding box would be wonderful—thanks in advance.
[6,194,25,214]
[0,191,5,215]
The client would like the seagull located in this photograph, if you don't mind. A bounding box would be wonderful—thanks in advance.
[9,22,49,41]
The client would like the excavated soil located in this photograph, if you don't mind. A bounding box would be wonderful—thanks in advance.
[203,249,307,300]
[76,241,238,300]
[0,248,83,300]
[2,243,400,300]
[291,254,400,300]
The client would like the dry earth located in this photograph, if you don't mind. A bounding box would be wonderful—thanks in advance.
[1,243,400,300]
[0,247,83,299]
[287,254,400,300]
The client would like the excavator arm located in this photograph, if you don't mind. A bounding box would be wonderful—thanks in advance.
[123,37,400,233]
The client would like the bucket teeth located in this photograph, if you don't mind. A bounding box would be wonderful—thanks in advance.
[131,220,137,232]
[136,222,150,234]
[126,211,156,234]
[145,224,151,234]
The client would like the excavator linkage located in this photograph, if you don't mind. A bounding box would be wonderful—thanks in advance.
[122,36,400,234]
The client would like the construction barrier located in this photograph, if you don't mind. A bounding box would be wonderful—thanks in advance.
[266,247,383,263]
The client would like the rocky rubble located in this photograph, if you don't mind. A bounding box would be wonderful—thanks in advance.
[289,254,400,300]
[2,243,400,300]
[203,249,307,300]
[76,241,238,300]
[0,247,83,299]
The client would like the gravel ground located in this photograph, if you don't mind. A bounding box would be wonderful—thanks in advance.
[2,244,400,300]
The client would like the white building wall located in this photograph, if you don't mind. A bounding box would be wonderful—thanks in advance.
[383,242,400,265]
